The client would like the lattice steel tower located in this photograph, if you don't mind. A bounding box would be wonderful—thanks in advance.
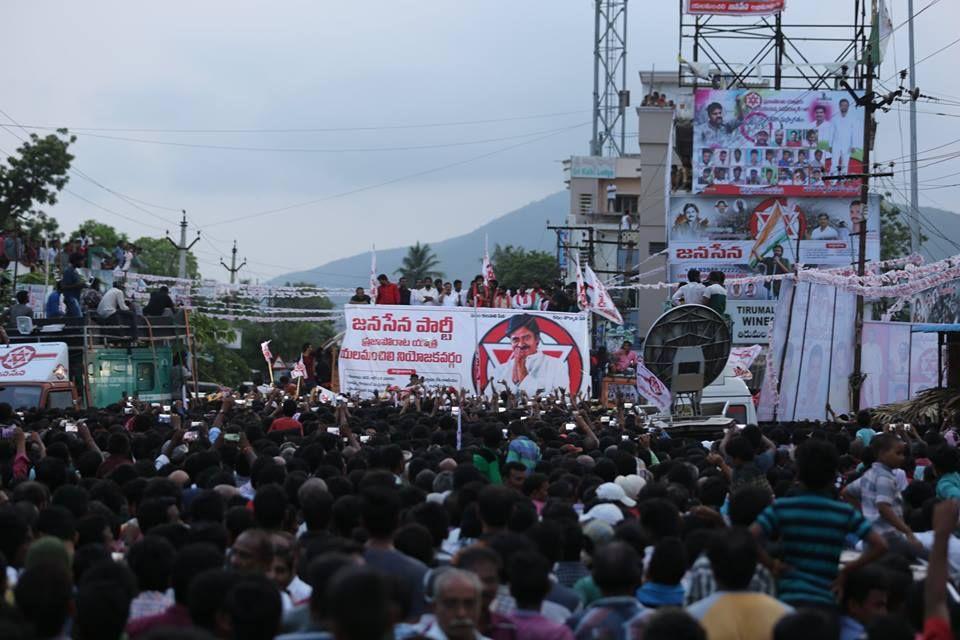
[591,0,629,157]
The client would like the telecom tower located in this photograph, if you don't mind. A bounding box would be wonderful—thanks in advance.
[591,0,629,157]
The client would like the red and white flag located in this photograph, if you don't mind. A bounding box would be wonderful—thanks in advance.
[369,246,379,300]
[636,359,672,413]
[584,264,624,325]
[727,345,763,380]
[482,235,496,284]
[260,340,273,364]
[573,253,589,311]
[291,357,308,379]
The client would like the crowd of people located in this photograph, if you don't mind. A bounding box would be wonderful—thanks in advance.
[0,228,140,278]
[0,378,956,640]
[351,275,583,314]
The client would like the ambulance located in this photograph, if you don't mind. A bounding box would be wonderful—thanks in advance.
[0,342,78,410]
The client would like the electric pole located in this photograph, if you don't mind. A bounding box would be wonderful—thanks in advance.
[907,0,921,254]
[219,240,247,284]
[165,210,200,280]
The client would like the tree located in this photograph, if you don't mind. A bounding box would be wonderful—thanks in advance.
[232,283,336,380]
[0,130,75,231]
[490,244,560,290]
[879,198,924,261]
[132,236,199,279]
[71,220,127,249]
[395,242,443,283]
[189,313,250,386]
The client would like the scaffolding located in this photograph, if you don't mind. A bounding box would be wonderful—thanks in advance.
[678,0,870,91]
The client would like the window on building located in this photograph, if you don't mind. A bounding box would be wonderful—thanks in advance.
[578,194,593,215]
[615,195,638,214]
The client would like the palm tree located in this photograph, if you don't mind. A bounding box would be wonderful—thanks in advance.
[395,242,444,283]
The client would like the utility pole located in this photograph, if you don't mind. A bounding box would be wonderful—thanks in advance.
[165,210,200,280]
[219,240,247,284]
[907,0,921,254]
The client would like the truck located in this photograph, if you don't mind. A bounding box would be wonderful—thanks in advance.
[4,310,197,409]
[0,342,77,410]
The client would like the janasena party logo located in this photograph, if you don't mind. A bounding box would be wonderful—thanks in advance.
[472,314,583,395]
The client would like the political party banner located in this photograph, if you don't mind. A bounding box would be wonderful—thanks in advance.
[692,89,864,196]
[728,301,776,344]
[339,305,590,398]
[860,322,942,409]
[685,0,785,15]
[667,195,880,273]
[912,279,960,325]
[727,345,763,379]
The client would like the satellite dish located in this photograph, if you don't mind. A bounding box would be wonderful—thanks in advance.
[642,305,732,394]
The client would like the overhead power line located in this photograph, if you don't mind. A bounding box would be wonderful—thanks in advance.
[0,109,592,135]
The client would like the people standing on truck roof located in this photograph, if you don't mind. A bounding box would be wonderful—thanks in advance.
[7,291,34,323]
[81,278,103,312]
[60,253,87,318]
[143,286,177,317]
[45,283,64,319]
[98,280,139,340]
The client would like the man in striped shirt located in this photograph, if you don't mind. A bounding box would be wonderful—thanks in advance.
[751,439,887,608]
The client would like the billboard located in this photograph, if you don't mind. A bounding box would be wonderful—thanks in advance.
[912,280,960,325]
[667,195,879,269]
[339,305,590,398]
[692,89,864,196]
[686,0,785,15]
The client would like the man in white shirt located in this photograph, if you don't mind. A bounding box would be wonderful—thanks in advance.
[439,282,459,307]
[809,213,839,240]
[672,269,707,306]
[511,286,536,310]
[452,279,467,306]
[491,314,569,396]
[829,98,862,175]
[813,105,834,154]
[415,278,440,306]
[98,281,139,340]
[606,183,617,213]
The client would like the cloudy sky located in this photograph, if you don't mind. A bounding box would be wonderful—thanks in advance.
[3,1,958,282]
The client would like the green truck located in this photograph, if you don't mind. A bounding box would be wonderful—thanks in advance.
[6,311,196,409]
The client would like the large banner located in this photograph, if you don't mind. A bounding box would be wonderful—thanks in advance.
[339,305,590,397]
[667,195,880,269]
[692,89,864,196]
[860,322,942,409]
[686,0,785,15]
[758,281,858,421]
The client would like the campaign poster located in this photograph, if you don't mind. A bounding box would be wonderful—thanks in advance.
[860,322,942,408]
[667,195,880,279]
[912,280,960,324]
[692,89,864,196]
[686,0,785,15]
[339,305,590,398]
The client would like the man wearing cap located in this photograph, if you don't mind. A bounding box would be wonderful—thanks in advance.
[491,314,569,396]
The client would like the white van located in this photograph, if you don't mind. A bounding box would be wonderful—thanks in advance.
[699,365,758,425]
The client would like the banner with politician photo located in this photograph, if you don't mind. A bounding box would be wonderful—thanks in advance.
[666,195,880,269]
[340,305,590,398]
[692,88,864,196]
